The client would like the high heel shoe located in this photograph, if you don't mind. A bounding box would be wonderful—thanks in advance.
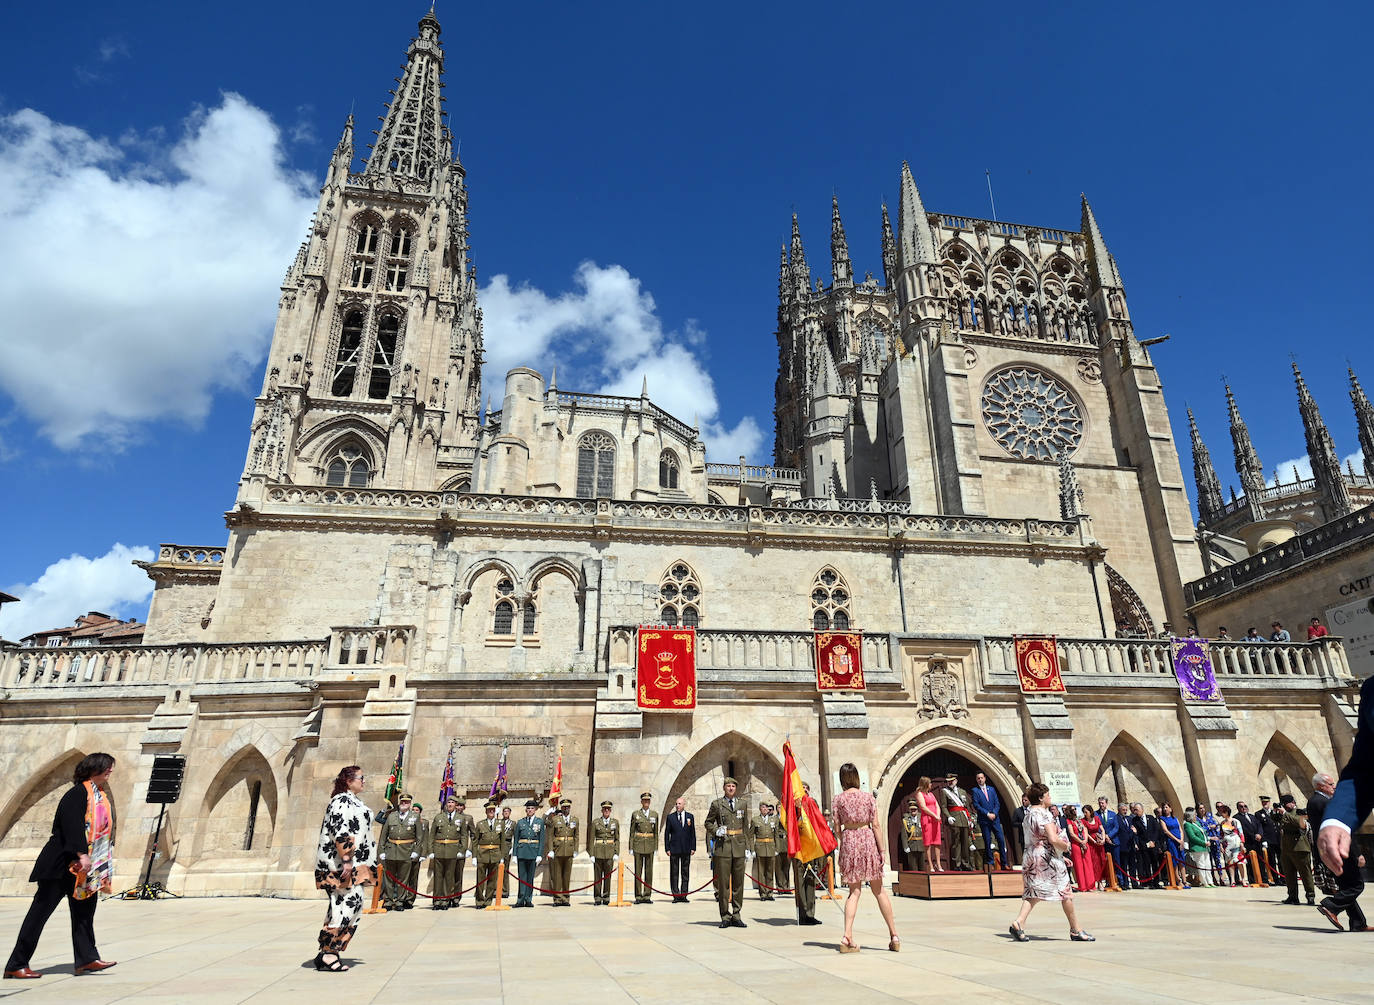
[1069,930,1096,942]
[839,936,861,953]
[1008,923,1030,942]
[314,953,349,972]
[888,936,901,952]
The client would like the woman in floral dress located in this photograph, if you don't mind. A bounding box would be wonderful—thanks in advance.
[1009,782,1094,943]
[1216,805,1248,887]
[314,765,377,972]
[831,763,900,953]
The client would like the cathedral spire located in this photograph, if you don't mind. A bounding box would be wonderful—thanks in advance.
[1294,361,1353,520]
[1187,407,1225,525]
[1058,450,1084,520]
[1080,195,1123,291]
[830,196,852,287]
[880,202,897,289]
[777,243,790,306]
[365,7,448,185]
[896,161,936,274]
[789,213,811,296]
[1350,367,1374,479]
[1226,383,1267,518]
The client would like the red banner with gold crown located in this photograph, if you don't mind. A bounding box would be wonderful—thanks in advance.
[814,631,865,691]
[1014,635,1066,693]
[636,627,696,711]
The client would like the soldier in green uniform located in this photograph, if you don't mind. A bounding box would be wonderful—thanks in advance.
[376,793,424,910]
[748,800,783,900]
[499,805,515,901]
[628,791,660,904]
[473,801,505,908]
[787,781,823,926]
[971,823,986,871]
[449,796,476,905]
[546,797,578,906]
[427,795,469,910]
[590,800,621,905]
[939,773,975,871]
[900,798,924,871]
[512,799,545,907]
[705,777,748,928]
[1279,795,1316,905]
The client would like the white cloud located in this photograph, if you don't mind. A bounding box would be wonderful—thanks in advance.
[1267,450,1365,486]
[0,95,317,449]
[479,262,764,463]
[0,544,154,642]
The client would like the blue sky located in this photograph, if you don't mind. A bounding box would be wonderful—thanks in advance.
[0,1,1370,638]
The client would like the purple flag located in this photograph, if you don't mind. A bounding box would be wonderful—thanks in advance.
[489,743,508,798]
[1170,637,1221,701]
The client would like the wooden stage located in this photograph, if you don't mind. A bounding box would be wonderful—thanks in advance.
[893,869,1023,899]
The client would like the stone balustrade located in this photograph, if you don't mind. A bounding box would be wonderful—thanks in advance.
[156,544,226,567]
[984,636,1352,685]
[0,639,328,690]
[607,626,892,677]
[327,625,416,669]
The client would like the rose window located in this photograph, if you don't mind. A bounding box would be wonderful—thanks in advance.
[981,367,1084,460]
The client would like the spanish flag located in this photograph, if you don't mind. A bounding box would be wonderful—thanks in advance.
[549,744,563,803]
[781,741,837,861]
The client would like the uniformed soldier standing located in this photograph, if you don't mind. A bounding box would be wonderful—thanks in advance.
[939,773,975,871]
[900,798,924,871]
[376,793,424,910]
[628,792,660,904]
[704,777,748,928]
[590,800,621,905]
[1279,796,1316,905]
[512,799,545,907]
[428,795,469,910]
[546,797,578,906]
[473,801,505,908]
[499,805,515,900]
[449,796,476,904]
[748,800,783,900]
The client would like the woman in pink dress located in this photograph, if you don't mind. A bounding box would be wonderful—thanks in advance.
[916,776,943,872]
[1009,782,1094,943]
[1065,806,1094,892]
[1083,807,1108,891]
[831,763,900,954]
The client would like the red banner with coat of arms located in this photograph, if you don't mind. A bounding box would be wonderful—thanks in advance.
[1014,635,1066,694]
[636,627,696,711]
[814,631,865,691]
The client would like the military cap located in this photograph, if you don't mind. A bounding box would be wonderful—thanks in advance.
[399,792,414,801]
[723,776,738,786]
[455,795,467,804]
[444,794,459,804]
[600,799,613,809]
[412,802,423,810]
[945,772,958,780]
[560,797,572,807]
[524,798,539,808]
[640,791,652,800]
[907,798,919,807]
[484,800,497,810]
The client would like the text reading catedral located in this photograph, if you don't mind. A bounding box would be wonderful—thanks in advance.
[1,8,1369,897]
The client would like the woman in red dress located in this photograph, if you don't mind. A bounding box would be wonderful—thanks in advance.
[1083,807,1108,891]
[1065,806,1095,892]
[916,776,943,872]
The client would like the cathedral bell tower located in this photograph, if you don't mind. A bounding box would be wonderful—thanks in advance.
[239,7,483,502]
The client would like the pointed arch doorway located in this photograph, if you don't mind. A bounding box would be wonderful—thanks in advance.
[884,748,1017,869]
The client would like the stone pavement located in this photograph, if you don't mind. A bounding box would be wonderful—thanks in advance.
[0,886,1366,1004]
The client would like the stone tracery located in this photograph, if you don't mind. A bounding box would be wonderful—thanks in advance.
[981,366,1085,461]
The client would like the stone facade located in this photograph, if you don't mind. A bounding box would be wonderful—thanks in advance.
[0,10,1361,898]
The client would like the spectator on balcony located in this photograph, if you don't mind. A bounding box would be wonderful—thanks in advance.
[1215,626,1233,640]
[1306,617,1330,641]
[1244,627,1264,642]
[1269,621,1291,643]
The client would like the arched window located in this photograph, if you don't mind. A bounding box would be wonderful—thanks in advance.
[325,444,371,488]
[349,221,380,288]
[576,432,616,498]
[368,314,400,399]
[658,561,702,628]
[522,600,537,635]
[385,227,413,291]
[659,450,680,490]
[809,567,852,630]
[492,577,516,635]
[331,310,365,397]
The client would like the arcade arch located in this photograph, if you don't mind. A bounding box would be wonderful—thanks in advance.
[1092,731,1183,811]
[1256,731,1320,802]
[193,746,278,857]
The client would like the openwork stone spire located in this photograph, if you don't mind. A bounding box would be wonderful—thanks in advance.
[880,202,897,288]
[896,161,936,273]
[1226,383,1266,518]
[1187,407,1225,525]
[830,196,851,286]
[1080,195,1123,291]
[1351,367,1374,479]
[1294,361,1353,520]
[1058,450,1084,520]
[789,213,810,297]
[366,8,448,184]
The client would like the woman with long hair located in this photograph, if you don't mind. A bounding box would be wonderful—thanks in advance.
[1065,806,1094,892]
[916,776,943,872]
[1083,806,1108,891]
[4,752,118,979]
[831,763,900,953]
[313,765,377,973]
[1009,782,1094,943]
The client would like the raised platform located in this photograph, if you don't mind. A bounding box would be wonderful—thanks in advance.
[893,869,1023,899]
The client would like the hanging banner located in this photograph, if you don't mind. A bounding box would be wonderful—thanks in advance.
[1170,637,1221,701]
[814,631,865,691]
[636,627,696,711]
[1014,636,1066,694]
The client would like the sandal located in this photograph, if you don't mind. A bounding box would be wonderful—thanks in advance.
[314,953,350,972]
[888,936,901,952]
[1069,930,1096,942]
[839,936,861,953]
[1008,923,1030,942]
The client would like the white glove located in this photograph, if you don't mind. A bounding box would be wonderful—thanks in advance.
[427,854,434,860]
[536,855,543,864]
[715,826,727,837]
[613,855,619,862]
[378,853,386,861]
[466,850,473,858]
[746,850,754,859]
[571,821,577,829]
[411,852,419,860]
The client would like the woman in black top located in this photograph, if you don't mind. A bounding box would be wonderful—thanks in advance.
[4,752,118,979]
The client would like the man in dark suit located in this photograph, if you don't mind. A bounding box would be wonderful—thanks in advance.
[663,795,696,903]
[1258,795,1282,877]
[1319,675,1374,930]
[970,772,1006,867]
[1131,803,1165,888]
[1096,797,1120,884]
[1235,800,1264,884]
[1116,801,1139,888]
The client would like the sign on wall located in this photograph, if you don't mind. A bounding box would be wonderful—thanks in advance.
[1327,595,1374,678]
[1043,770,1081,807]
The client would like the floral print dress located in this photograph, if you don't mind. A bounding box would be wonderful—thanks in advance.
[314,791,377,953]
[1021,806,1072,903]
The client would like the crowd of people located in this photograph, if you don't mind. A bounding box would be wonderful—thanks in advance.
[1115,615,1332,643]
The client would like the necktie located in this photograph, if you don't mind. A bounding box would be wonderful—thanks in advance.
[679,812,684,827]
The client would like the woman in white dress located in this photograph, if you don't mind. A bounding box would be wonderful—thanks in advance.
[1008,782,1095,943]
[314,765,377,972]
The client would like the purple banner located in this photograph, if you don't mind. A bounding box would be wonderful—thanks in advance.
[1170,637,1221,701]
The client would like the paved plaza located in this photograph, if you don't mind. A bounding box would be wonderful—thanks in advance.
[0,886,1367,1003]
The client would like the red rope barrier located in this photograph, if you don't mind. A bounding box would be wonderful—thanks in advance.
[621,868,717,899]
[510,868,612,896]
[379,865,496,901]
